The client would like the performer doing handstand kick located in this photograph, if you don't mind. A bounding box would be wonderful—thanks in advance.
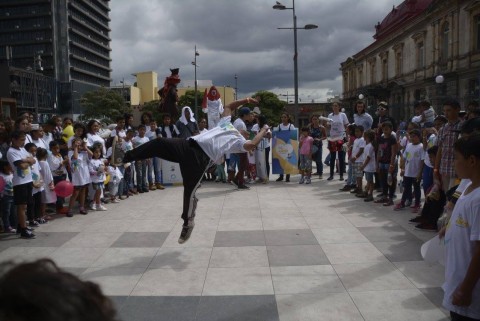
[123,97,269,243]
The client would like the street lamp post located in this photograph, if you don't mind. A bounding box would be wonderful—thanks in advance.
[192,46,200,117]
[273,1,317,126]
[234,74,238,100]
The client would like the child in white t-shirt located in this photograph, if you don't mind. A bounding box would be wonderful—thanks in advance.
[25,143,45,226]
[132,125,150,193]
[360,130,377,202]
[395,129,424,213]
[441,135,480,320]
[350,126,366,196]
[88,146,107,211]
[37,147,56,222]
[6,131,35,238]
[0,160,16,233]
[122,129,135,195]
[67,137,92,217]
[107,162,123,203]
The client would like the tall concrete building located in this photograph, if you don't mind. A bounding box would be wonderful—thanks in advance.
[0,0,111,119]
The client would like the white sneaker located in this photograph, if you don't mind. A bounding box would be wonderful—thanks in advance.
[305,178,311,184]
[299,177,305,184]
[97,204,107,211]
[90,203,97,211]
[111,198,120,203]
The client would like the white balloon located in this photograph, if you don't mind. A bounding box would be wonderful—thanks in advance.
[358,94,364,99]
[435,75,444,84]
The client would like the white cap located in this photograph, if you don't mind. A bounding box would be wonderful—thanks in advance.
[252,107,261,115]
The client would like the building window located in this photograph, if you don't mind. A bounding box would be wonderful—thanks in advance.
[417,42,425,69]
[358,68,363,87]
[475,15,480,51]
[441,22,449,61]
[382,59,388,81]
[395,51,402,76]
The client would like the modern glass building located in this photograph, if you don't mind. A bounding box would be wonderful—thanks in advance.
[0,0,111,119]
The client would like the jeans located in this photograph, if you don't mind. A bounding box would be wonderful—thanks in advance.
[313,146,323,175]
[346,161,354,185]
[379,162,397,199]
[329,150,345,177]
[422,165,433,194]
[265,146,271,178]
[152,157,161,183]
[1,195,16,229]
[135,160,148,191]
[401,176,421,206]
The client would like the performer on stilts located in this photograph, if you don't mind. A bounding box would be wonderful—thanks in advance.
[201,86,224,129]
[123,97,268,243]
[158,68,181,121]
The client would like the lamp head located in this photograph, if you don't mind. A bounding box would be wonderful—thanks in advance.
[304,24,318,30]
[273,1,286,10]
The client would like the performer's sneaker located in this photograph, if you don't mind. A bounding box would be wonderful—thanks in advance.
[178,220,195,244]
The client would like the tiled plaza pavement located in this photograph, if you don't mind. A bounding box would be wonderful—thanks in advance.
[0,176,448,321]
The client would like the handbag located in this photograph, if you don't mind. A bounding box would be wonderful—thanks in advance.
[311,145,319,154]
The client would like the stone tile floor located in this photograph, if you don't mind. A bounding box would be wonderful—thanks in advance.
[0,175,448,321]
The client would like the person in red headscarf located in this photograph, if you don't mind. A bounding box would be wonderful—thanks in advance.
[158,68,181,121]
[201,86,224,129]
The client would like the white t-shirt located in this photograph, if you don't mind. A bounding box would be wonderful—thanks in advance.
[7,147,33,186]
[39,160,56,204]
[0,172,13,196]
[327,113,349,138]
[233,118,247,132]
[443,184,480,319]
[423,134,437,168]
[108,165,123,184]
[47,153,67,176]
[87,133,106,155]
[363,143,377,173]
[43,133,53,147]
[423,106,435,124]
[274,123,295,132]
[160,125,180,138]
[31,157,44,194]
[69,150,91,186]
[403,143,424,178]
[192,116,247,164]
[111,128,126,138]
[121,140,133,152]
[89,158,106,183]
[252,124,268,151]
[352,137,366,163]
[32,138,48,150]
[132,136,150,149]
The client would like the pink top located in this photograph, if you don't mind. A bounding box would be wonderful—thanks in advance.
[300,136,314,155]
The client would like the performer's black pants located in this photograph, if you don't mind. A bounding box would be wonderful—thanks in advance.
[124,138,211,225]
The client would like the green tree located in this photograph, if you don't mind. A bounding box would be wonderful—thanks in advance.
[245,90,285,126]
[79,88,131,123]
[178,89,204,112]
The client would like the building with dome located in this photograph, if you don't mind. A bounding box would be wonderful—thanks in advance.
[340,0,480,121]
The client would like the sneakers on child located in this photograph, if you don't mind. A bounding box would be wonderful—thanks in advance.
[90,203,97,211]
[110,198,120,203]
[20,228,35,239]
[97,204,107,211]
[305,178,311,184]
[393,202,405,211]
[28,220,40,227]
[299,177,305,184]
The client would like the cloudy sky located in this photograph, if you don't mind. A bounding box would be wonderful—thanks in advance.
[110,0,401,102]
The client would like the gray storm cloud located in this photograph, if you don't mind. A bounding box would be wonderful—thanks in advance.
[110,0,402,100]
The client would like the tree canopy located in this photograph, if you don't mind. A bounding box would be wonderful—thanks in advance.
[79,88,131,123]
[244,90,286,126]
